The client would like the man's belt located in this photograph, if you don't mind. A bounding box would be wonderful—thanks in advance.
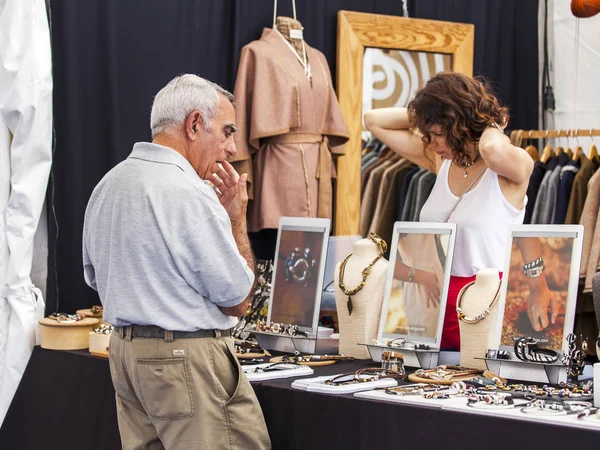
[263,132,332,218]
[114,325,231,339]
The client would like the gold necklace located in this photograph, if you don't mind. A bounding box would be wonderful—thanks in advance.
[338,232,387,316]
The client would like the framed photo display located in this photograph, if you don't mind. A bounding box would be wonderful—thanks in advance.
[493,225,584,357]
[267,217,331,335]
[377,222,457,349]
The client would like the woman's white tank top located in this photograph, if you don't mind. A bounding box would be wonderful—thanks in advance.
[419,159,526,277]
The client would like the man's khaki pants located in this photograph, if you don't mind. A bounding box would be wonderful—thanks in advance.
[109,330,271,449]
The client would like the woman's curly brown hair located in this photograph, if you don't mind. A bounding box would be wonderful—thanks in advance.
[407,72,509,167]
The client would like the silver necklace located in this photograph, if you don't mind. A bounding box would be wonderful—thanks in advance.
[454,153,481,178]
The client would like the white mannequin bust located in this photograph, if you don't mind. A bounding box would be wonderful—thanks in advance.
[458,268,502,369]
[334,238,388,359]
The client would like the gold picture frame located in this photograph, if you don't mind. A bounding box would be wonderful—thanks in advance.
[334,11,474,236]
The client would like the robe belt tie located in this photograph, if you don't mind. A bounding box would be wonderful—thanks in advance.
[263,133,332,218]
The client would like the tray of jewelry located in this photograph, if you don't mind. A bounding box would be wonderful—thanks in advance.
[242,362,314,382]
[291,368,402,394]
[355,383,469,409]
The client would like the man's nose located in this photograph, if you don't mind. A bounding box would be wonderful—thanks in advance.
[227,141,237,159]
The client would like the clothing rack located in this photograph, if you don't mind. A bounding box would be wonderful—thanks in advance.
[513,129,600,139]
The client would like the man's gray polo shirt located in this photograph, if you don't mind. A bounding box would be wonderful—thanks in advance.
[82,142,254,331]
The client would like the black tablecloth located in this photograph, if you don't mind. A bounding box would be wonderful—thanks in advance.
[0,347,597,449]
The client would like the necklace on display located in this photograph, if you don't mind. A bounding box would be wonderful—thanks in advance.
[275,29,313,87]
[454,152,482,178]
[338,232,387,316]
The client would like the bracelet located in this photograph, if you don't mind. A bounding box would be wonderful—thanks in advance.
[523,256,545,278]
[407,266,416,282]
[514,337,558,364]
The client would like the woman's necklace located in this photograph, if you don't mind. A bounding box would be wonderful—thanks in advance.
[338,232,387,316]
[454,152,482,178]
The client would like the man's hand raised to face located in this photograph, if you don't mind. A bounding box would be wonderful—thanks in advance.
[208,160,248,221]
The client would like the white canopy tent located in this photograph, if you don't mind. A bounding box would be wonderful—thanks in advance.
[0,0,53,425]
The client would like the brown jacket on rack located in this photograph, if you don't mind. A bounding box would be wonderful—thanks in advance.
[232,28,349,232]
[566,157,599,224]
[579,169,600,292]
[360,156,398,236]
[369,158,410,234]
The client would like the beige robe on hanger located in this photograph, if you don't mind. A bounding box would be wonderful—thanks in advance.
[232,28,349,232]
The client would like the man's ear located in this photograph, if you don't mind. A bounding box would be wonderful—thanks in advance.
[185,111,202,139]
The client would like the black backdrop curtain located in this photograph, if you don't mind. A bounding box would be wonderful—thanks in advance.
[46,0,539,315]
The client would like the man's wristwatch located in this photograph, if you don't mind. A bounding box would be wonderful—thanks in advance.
[523,256,545,278]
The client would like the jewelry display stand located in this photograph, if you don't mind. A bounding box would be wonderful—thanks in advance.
[254,330,339,355]
[361,343,440,369]
[479,357,567,384]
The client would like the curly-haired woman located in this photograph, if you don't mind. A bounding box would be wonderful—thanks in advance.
[364,72,534,350]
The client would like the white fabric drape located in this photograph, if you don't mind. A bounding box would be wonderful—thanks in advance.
[0,0,53,425]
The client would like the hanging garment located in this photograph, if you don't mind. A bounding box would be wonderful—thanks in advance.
[360,156,397,236]
[368,158,409,234]
[232,28,349,232]
[579,169,600,279]
[553,161,579,224]
[531,154,566,224]
[373,164,415,254]
[565,157,600,224]
[396,167,421,221]
[524,161,549,224]
[411,171,436,222]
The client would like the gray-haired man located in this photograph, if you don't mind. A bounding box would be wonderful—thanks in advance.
[83,74,271,449]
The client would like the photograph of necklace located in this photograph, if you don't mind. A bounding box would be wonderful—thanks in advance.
[338,232,387,315]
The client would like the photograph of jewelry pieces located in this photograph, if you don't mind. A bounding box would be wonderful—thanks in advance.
[501,236,574,352]
[284,247,316,287]
[338,232,386,315]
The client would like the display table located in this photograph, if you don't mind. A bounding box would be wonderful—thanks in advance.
[0,347,598,450]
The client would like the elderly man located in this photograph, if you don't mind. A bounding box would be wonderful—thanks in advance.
[83,75,271,449]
